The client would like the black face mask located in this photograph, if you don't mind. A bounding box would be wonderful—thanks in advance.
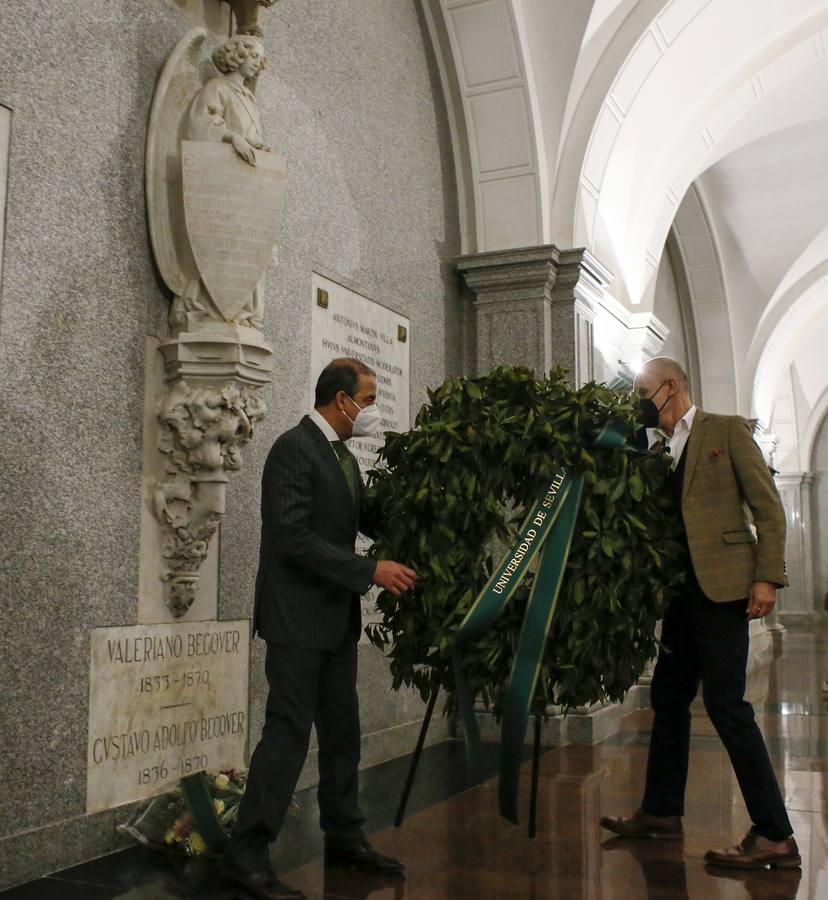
[636,380,669,429]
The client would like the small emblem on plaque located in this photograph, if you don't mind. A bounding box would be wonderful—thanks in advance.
[398,325,407,343]
[317,288,329,309]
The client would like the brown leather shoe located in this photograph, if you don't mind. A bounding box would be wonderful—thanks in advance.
[704,827,801,870]
[600,808,683,839]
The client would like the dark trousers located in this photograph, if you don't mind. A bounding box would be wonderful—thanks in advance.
[227,636,366,872]
[641,589,792,841]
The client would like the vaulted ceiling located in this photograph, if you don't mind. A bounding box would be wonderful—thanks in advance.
[424,0,828,470]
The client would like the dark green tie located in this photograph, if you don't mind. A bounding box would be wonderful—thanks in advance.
[332,441,357,502]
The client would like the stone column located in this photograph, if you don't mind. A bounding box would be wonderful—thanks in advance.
[457,246,652,748]
[775,472,818,624]
[456,245,610,385]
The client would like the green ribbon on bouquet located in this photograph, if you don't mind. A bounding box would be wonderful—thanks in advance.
[451,419,631,824]
[181,771,229,852]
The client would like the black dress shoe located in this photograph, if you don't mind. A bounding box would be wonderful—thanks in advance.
[324,840,405,877]
[219,861,306,899]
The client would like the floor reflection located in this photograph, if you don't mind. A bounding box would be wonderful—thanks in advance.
[3,626,827,899]
[600,837,690,899]
[321,866,406,900]
[704,865,803,900]
[288,625,827,899]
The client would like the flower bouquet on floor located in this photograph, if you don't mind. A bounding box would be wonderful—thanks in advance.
[117,769,247,856]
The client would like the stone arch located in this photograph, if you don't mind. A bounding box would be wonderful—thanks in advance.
[419,0,551,253]
[568,0,828,306]
[752,275,828,430]
[803,386,828,472]
[746,225,828,424]
[668,183,737,412]
[551,0,671,250]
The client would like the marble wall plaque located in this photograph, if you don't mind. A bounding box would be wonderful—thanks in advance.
[0,105,10,300]
[86,619,249,813]
[182,141,287,321]
[310,274,411,636]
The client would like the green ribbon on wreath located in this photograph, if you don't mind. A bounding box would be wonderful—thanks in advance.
[451,419,631,823]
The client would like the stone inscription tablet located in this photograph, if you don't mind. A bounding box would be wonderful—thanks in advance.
[310,274,411,637]
[86,620,249,813]
[310,273,410,472]
[182,141,287,321]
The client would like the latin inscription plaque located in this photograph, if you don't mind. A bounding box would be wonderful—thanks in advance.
[86,620,249,813]
[182,141,286,321]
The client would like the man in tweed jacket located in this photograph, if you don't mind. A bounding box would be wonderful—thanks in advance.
[602,357,800,870]
[221,358,416,900]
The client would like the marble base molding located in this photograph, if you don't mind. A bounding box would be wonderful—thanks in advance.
[470,621,775,754]
[776,609,824,627]
[472,683,650,750]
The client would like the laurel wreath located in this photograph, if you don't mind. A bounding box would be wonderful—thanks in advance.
[366,367,687,714]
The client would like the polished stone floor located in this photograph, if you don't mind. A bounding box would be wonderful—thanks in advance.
[3,625,827,899]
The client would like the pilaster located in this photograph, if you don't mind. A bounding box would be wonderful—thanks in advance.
[775,472,818,624]
[456,245,610,385]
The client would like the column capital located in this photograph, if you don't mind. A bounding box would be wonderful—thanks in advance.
[552,248,613,312]
[456,245,611,306]
[456,244,611,385]
[456,245,559,301]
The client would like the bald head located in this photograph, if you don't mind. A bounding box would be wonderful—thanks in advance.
[635,357,690,393]
[634,356,693,436]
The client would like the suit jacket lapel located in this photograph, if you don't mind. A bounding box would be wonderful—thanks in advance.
[300,416,358,522]
[681,408,708,503]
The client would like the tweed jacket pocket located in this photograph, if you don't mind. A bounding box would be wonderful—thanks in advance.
[721,529,758,544]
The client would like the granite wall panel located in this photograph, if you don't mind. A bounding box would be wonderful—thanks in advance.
[0,0,460,885]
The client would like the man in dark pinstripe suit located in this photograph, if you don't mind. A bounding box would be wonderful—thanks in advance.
[221,358,416,900]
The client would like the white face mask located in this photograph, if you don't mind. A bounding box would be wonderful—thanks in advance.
[343,394,382,437]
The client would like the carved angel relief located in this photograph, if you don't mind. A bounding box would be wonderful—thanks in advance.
[146,15,285,617]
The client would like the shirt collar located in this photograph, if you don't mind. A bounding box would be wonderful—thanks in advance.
[647,404,696,447]
[309,408,340,442]
[650,404,697,446]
